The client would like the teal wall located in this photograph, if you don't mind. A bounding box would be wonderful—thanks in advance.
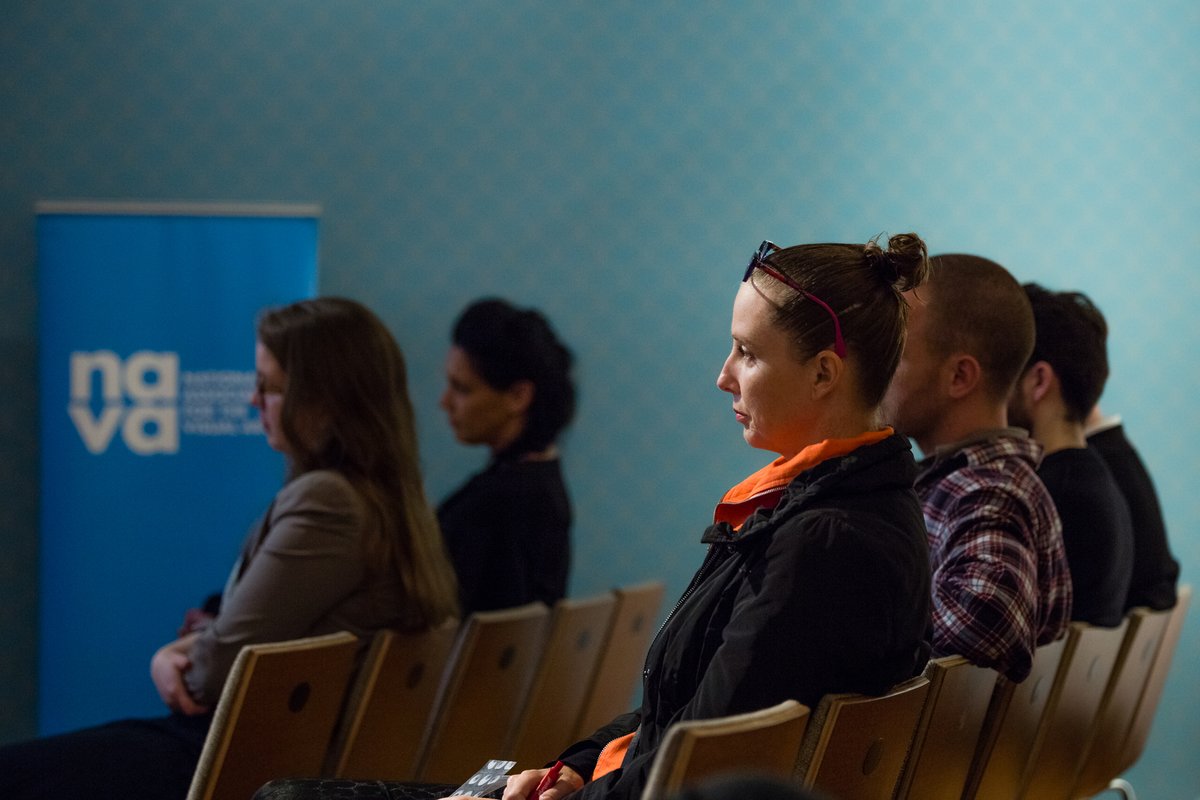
[2,1,1197,794]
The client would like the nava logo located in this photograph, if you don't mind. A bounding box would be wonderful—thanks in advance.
[68,350,179,455]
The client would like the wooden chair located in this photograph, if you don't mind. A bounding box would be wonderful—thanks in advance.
[961,635,1067,800]
[574,581,665,738]
[640,700,811,800]
[326,623,460,780]
[893,656,997,800]
[1070,606,1172,798]
[1019,621,1129,799]
[793,676,930,800]
[1114,584,1192,777]
[414,602,550,783]
[186,631,360,800]
[507,594,617,768]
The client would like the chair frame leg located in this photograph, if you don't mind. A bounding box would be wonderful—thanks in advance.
[1103,777,1137,800]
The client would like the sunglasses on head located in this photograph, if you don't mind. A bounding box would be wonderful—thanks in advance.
[744,240,847,358]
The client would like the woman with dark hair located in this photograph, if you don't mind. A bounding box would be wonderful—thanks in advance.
[256,236,933,800]
[436,298,576,614]
[0,297,459,800]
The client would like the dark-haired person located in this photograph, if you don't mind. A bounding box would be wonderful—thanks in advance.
[881,255,1072,683]
[254,233,938,800]
[436,298,575,614]
[1008,285,1133,626]
[0,298,460,800]
[1086,405,1180,610]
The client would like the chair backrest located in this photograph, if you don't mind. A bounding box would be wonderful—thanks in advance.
[640,700,811,800]
[574,581,665,738]
[893,655,998,800]
[186,631,360,800]
[794,676,930,800]
[327,622,460,780]
[415,602,550,784]
[1071,606,1172,798]
[1019,620,1129,799]
[507,594,618,768]
[1116,583,1192,775]
[961,635,1067,800]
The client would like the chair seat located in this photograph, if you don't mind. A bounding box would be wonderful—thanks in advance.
[796,676,931,800]
[1072,605,1174,797]
[187,631,361,800]
[641,699,811,800]
[507,594,617,768]
[327,623,460,781]
[1020,621,1129,799]
[415,603,550,784]
[894,655,997,800]
[574,582,665,739]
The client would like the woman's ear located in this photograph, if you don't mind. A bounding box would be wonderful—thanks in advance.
[505,379,536,416]
[810,350,844,400]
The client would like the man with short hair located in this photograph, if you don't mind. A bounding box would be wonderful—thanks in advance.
[1009,285,1133,627]
[881,254,1071,683]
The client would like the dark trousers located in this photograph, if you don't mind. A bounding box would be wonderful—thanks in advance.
[0,712,211,800]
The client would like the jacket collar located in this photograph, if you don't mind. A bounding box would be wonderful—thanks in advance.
[916,429,1043,487]
[713,428,894,529]
[702,433,916,545]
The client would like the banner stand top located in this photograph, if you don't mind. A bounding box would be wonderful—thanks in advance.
[35,200,321,218]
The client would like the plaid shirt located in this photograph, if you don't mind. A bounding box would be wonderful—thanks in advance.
[916,430,1072,682]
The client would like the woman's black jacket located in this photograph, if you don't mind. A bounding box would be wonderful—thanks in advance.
[559,433,933,800]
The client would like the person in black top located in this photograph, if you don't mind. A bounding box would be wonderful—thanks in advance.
[1086,406,1180,610]
[437,298,575,614]
[1009,284,1133,627]
[255,235,934,800]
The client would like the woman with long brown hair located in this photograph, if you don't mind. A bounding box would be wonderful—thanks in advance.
[0,297,458,799]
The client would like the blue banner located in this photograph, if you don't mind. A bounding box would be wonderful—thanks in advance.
[36,203,319,734]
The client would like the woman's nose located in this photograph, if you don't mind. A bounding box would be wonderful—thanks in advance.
[716,355,736,394]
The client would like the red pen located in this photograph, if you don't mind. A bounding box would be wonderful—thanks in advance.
[531,760,564,800]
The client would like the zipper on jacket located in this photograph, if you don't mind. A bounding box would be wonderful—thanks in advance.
[642,544,723,679]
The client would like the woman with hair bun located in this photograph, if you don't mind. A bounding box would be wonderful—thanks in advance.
[498,235,935,800]
[436,298,576,614]
[256,235,934,800]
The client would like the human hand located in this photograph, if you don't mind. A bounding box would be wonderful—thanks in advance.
[150,635,210,716]
[501,765,584,800]
[177,608,216,637]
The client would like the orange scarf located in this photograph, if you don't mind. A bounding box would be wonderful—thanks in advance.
[713,428,893,530]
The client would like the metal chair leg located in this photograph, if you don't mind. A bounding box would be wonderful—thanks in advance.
[1104,778,1137,800]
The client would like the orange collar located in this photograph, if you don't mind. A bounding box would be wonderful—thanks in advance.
[714,428,893,530]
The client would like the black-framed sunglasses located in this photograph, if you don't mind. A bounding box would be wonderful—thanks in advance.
[743,240,847,358]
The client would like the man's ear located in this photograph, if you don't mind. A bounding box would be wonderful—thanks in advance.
[945,354,983,400]
[1025,360,1056,403]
